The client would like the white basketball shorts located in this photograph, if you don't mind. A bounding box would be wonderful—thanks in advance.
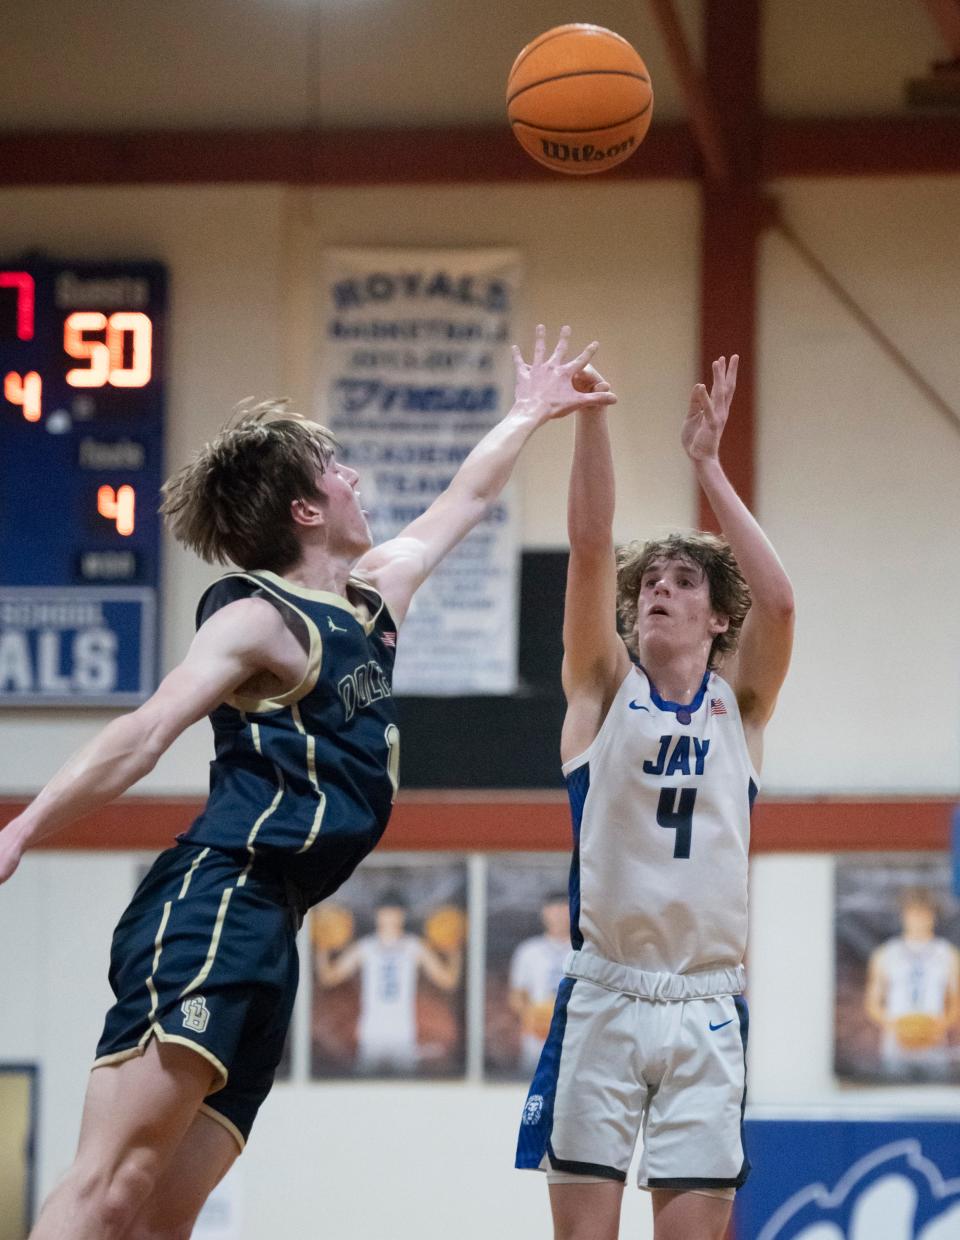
[515,951,750,1192]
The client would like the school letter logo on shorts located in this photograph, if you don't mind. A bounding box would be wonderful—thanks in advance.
[522,1095,544,1125]
[181,995,211,1034]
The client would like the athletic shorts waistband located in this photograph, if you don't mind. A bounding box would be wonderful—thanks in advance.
[564,951,745,1000]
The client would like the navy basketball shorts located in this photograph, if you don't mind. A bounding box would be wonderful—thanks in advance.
[95,841,302,1150]
[515,951,750,1195]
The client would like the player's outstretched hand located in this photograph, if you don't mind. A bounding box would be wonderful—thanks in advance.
[0,822,24,886]
[512,325,617,422]
[682,353,739,462]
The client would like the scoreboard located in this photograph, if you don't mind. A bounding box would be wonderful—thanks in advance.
[0,258,166,706]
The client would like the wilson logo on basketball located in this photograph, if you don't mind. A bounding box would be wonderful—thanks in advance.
[539,136,636,165]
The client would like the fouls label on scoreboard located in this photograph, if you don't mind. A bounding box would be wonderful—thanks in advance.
[0,588,156,706]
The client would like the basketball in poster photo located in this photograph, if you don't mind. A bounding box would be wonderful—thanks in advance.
[834,856,960,1083]
[484,856,571,1079]
[310,859,468,1079]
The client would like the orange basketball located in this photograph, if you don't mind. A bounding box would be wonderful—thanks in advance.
[507,24,653,175]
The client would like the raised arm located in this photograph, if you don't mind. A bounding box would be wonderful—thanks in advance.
[315,942,363,987]
[560,398,632,763]
[683,355,795,735]
[0,598,307,885]
[354,325,616,625]
[417,939,463,991]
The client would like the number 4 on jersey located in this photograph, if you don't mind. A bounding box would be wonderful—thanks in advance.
[657,788,697,859]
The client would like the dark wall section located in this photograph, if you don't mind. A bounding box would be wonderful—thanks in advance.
[396,550,568,788]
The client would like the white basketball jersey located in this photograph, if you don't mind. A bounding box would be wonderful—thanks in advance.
[879,936,955,1018]
[356,934,420,1047]
[510,934,569,1004]
[562,665,757,975]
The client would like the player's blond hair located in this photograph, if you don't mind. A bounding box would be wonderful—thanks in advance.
[161,401,338,571]
[616,532,751,668]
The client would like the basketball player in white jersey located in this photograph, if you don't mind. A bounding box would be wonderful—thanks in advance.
[516,355,794,1240]
[316,892,461,1072]
[865,887,960,1078]
[509,893,570,1073]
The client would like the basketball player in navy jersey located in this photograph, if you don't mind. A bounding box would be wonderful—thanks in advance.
[516,355,794,1240]
[0,325,615,1240]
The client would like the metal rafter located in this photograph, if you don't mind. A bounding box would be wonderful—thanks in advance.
[647,0,731,181]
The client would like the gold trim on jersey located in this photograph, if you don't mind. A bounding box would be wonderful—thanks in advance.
[199,1103,246,1152]
[180,887,234,999]
[91,1033,228,1094]
[214,572,324,712]
[145,900,173,1022]
[291,702,327,852]
[145,1027,228,1090]
[237,755,286,886]
[255,568,386,635]
[178,847,210,900]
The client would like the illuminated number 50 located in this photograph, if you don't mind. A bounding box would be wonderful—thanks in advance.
[64,311,152,388]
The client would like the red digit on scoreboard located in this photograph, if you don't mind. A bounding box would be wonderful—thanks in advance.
[0,272,35,340]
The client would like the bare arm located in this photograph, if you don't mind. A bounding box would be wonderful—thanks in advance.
[0,597,307,885]
[864,948,890,1029]
[354,326,617,625]
[947,947,960,1030]
[683,356,795,744]
[417,940,462,990]
[315,942,363,987]
[560,399,632,763]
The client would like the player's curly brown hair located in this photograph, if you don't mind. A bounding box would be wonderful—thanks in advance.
[616,532,751,668]
[160,401,338,571]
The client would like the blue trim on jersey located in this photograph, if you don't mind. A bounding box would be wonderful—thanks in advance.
[638,664,711,717]
[515,977,576,1170]
[748,778,758,812]
[733,992,752,1188]
[564,764,590,951]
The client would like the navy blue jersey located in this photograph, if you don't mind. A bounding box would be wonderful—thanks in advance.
[180,570,399,906]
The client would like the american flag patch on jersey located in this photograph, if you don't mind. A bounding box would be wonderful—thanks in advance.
[380,631,397,648]
[710,698,727,716]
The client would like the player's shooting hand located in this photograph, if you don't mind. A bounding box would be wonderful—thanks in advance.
[572,362,613,399]
[512,325,617,423]
[0,822,24,886]
[682,354,739,462]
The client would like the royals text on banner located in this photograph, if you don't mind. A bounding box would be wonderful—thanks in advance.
[318,249,522,695]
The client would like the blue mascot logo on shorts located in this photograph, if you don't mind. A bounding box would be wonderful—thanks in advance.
[757,1141,960,1240]
[522,1095,544,1126]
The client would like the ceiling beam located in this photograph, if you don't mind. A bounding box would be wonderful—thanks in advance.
[1,116,959,188]
[765,115,960,176]
[647,0,731,181]
[918,0,960,58]
[697,0,762,527]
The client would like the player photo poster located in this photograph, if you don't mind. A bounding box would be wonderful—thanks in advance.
[318,247,523,695]
[310,858,468,1079]
[835,856,960,1083]
[484,856,571,1080]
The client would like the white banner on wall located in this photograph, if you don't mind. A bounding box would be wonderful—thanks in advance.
[318,248,523,695]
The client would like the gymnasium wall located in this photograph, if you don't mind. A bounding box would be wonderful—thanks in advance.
[0,173,957,1239]
[0,176,958,797]
[1,4,958,1235]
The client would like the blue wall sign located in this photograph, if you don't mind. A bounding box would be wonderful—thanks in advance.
[0,258,166,706]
